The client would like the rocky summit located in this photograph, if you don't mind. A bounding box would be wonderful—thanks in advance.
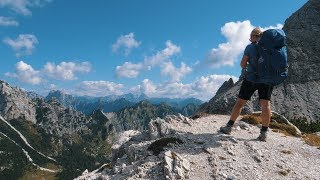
[0,80,37,124]
[75,114,320,180]
[197,0,320,123]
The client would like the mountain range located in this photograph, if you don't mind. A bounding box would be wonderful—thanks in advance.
[45,90,202,116]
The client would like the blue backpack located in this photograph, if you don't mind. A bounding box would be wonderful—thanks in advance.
[253,29,288,86]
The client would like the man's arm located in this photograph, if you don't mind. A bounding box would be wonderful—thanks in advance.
[240,55,249,68]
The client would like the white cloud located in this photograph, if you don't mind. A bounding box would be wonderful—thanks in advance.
[144,40,181,67]
[192,74,237,92]
[0,16,19,26]
[6,61,91,84]
[115,62,144,78]
[5,61,41,85]
[75,81,124,97]
[0,0,52,16]
[3,34,38,57]
[132,79,193,99]
[261,24,283,31]
[205,20,283,68]
[43,61,91,80]
[116,40,183,80]
[160,62,192,82]
[132,74,238,101]
[140,79,157,94]
[112,32,140,56]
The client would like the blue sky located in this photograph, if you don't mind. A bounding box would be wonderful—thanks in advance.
[0,0,307,101]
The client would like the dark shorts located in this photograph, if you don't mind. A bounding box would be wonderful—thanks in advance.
[238,79,274,100]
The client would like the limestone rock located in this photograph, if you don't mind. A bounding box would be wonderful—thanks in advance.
[163,151,190,180]
[148,117,173,140]
[0,80,37,123]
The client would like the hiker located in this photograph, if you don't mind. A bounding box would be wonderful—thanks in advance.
[219,27,273,141]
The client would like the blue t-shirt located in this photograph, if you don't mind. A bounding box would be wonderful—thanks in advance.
[243,42,259,82]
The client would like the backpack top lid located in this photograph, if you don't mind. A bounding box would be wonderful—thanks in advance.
[258,29,286,49]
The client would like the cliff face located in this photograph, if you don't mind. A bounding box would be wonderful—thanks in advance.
[284,0,320,83]
[0,80,37,123]
[197,0,320,122]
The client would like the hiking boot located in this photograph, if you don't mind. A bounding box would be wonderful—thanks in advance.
[220,125,232,134]
[257,130,268,142]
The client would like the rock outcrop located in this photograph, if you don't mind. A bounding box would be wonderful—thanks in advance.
[197,0,320,122]
[75,114,320,180]
[0,80,37,123]
[35,98,90,136]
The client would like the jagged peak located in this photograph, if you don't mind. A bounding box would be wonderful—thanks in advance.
[215,78,235,96]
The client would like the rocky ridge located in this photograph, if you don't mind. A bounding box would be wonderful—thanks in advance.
[197,0,320,122]
[0,80,113,179]
[0,80,90,137]
[0,80,37,124]
[76,114,320,180]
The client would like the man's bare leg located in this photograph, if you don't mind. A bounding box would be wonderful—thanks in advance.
[220,97,247,134]
[258,99,271,141]
[260,99,271,127]
[230,97,248,121]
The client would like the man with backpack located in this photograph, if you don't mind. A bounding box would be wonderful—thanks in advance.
[219,27,288,141]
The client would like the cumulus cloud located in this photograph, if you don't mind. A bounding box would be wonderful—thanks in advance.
[261,24,283,31]
[132,74,238,101]
[3,34,38,57]
[192,74,238,92]
[116,40,187,81]
[144,40,181,67]
[0,16,19,26]
[205,20,283,68]
[160,62,192,82]
[43,61,91,80]
[5,61,91,84]
[0,0,52,16]
[115,62,144,78]
[75,81,124,97]
[112,33,140,56]
[5,61,42,85]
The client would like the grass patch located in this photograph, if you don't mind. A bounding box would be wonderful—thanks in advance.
[240,115,262,125]
[269,122,297,136]
[240,114,298,136]
[302,134,320,148]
